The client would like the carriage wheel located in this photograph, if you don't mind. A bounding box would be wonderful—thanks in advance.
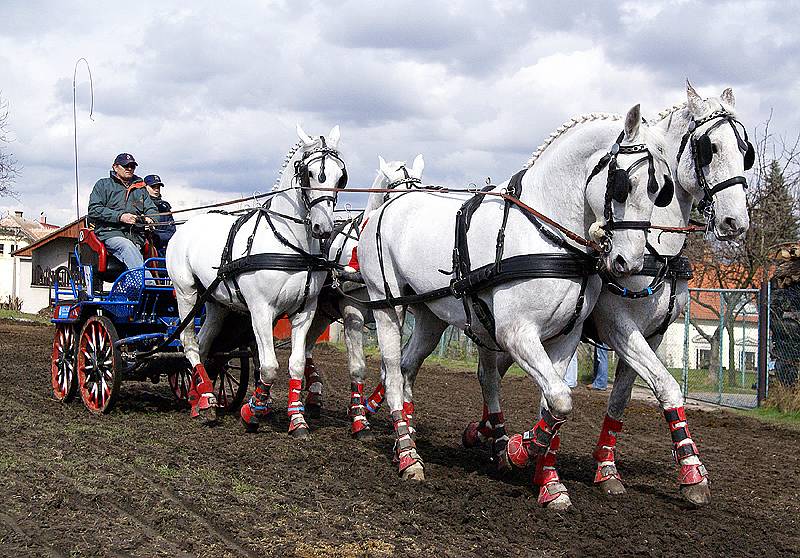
[168,362,192,407]
[51,324,78,402]
[76,315,122,414]
[208,351,250,413]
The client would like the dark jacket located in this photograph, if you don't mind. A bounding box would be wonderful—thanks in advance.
[88,171,158,247]
[150,196,176,255]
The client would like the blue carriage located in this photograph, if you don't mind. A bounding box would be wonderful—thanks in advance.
[49,228,250,414]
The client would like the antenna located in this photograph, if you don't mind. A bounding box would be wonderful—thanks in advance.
[73,58,94,220]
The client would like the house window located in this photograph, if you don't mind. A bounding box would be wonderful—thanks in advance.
[9,244,16,253]
[744,351,756,370]
[697,348,711,369]
[0,244,4,254]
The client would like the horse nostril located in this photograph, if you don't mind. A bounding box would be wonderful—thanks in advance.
[723,217,737,231]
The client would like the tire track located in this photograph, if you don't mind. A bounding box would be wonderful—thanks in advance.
[0,511,68,558]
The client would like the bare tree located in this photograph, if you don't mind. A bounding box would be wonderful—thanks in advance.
[0,95,19,198]
[685,115,800,383]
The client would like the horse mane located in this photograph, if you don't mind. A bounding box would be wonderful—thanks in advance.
[272,141,305,191]
[524,112,622,169]
[655,102,688,122]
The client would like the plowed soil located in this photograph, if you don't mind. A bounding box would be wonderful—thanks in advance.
[1,319,798,558]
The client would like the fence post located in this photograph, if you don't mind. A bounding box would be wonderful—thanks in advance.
[683,292,691,398]
[757,281,769,406]
[718,293,725,405]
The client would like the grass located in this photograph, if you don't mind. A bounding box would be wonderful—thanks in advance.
[737,406,800,428]
[0,308,51,324]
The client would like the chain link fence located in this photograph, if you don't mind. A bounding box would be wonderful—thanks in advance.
[768,284,800,391]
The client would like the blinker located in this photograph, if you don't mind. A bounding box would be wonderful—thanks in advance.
[611,168,630,203]
[655,174,674,207]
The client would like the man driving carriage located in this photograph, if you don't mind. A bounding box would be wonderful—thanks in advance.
[87,153,158,270]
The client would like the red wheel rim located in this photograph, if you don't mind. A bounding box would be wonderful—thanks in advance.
[214,361,241,410]
[51,325,77,401]
[77,319,115,413]
[168,364,191,404]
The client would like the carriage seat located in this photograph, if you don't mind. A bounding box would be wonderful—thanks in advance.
[78,228,155,285]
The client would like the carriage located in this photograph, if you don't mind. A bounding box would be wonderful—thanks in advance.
[49,226,251,415]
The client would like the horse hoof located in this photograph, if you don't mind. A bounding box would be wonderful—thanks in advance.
[194,406,219,425]
[353,428,374,442]
[241,419,260,433]
[306,404,322,420]
[680,479,711,507]
[598,477,626,496]
[544,493,572,511]
[401,463,425,481]
[289,426,311,440]
[462,421,480,448]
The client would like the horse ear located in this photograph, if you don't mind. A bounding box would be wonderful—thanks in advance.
[328,125,341,148]
[296,124,315,147]
[411,154,425,178]
[624,104,641,141]
[378,155,391,178]
[686,80,704,117]
[721,88,735,108]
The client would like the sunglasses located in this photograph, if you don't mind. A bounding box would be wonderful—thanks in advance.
[120,163,137,171]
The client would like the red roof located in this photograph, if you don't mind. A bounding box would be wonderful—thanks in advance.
[12,217,86,257]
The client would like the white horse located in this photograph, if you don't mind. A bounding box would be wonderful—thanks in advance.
[299,155,425,439]
[167,125,344,435]
[465,83,752,507]
[585,83,751,503]
[359,105,672,510]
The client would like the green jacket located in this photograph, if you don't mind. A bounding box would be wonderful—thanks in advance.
[88,171,159,246]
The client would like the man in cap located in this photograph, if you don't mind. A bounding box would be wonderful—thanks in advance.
[87,153,158,270]
[143,174,176,256]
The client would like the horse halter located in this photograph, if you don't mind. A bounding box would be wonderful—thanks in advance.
[586,131,673,251]
[383,164,422,202]
[293,136,348,211]
[676,109,754,217]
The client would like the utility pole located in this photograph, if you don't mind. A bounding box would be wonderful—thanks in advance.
[73,58,94,220]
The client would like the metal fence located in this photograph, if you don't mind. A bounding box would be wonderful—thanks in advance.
[353,286,797,410]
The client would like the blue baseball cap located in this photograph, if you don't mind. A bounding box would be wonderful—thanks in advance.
[114,153,137,167]
[144,174,164,187]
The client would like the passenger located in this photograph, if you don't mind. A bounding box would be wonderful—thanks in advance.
[87,153,158,270]
[143,174,176,257]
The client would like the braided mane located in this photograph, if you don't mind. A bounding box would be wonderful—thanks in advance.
[524,112,622,169]
[655,102,688,123]
[272,141,304,190]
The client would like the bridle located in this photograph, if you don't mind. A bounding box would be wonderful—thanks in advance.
[675,109,754,219]
[383,164,422,201]
[293,136,348,212]
[586,131,674,252]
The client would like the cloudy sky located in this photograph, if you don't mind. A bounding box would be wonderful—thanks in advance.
[1,0,798,226]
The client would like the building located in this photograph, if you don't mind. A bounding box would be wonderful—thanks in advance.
[0,211,59,309]
[10,216,84,314]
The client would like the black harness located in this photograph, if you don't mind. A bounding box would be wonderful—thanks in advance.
[344,130,669,350]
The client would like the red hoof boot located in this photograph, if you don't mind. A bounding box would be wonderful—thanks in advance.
[240,382,273,433]
[537,481,571,509]
[506,434,531,468]
[349,382,373,440]
[679,462,708,486]
[462,421,481,448]
[188,364,218,423]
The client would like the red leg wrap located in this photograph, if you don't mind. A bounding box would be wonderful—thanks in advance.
[402,400,416,438]
[664,406,708,486]
[532,435,568,507]
[463,406,504,448]
[392,410,421,473]
[365,382,385,415]
[303,359,323,408]
[287,378,307,432]
[593,414,624,484]
[349,382,371,435]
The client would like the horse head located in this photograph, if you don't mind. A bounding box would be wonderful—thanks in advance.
[295,124,346,239]
[676,81,751,240]
[587,104,673,277]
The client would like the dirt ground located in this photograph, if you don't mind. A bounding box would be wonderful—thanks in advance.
[1,319,799,558]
